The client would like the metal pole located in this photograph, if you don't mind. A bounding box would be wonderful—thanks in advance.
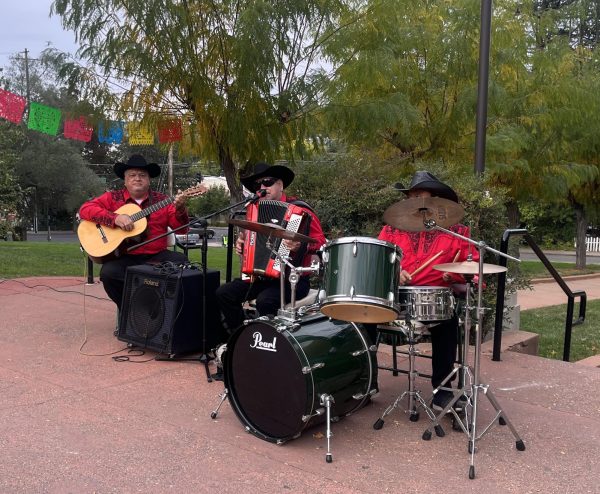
[474,0,493,175]
[167,144,174,196]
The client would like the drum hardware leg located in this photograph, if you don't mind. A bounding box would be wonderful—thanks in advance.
[463,284,525,479]
[374,319,437,431]
[210,388,229,419]
[320,393,335,463]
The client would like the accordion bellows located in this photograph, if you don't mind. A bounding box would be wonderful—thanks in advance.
[242,200,309,279]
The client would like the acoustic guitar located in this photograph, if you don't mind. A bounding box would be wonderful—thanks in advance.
[78,184,207,263]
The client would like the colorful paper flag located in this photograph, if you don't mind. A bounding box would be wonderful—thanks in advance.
[128,122,154,145]
[27,102,61,136]
[63,116,93,142]
[158,119,183,143]
[98,121,124,144]
[0,88,27,124]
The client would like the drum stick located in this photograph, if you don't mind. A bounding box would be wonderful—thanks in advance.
[409,249,444,277]
[452,249,461,262]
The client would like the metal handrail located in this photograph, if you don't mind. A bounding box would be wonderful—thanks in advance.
[493,229,587,362]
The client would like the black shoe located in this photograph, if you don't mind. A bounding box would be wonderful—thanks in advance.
[211,366,224,382]
[432,389,464,413]
[211,371,224,382]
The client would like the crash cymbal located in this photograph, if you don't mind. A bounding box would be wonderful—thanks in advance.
[229,218,318,244]
[433,261,507,275]
[383,197,465,232]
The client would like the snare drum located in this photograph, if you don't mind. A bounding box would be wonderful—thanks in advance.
[224,314,377,443]
[319,237,402,323]
[397,286,455,321]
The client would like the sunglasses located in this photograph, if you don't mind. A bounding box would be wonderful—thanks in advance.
[254,177,277,190]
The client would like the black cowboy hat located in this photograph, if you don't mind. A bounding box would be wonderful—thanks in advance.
[113,154,161,179]
[240,161,295,190]
[394,170,459,203]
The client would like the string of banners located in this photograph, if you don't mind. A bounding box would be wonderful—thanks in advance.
[0,87,183,144]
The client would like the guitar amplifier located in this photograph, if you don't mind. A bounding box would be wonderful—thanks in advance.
[241,200,309,279]
[118,264,222,354]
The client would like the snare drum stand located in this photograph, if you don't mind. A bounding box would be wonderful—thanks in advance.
[421,221,526,479]
[373,312,442,436]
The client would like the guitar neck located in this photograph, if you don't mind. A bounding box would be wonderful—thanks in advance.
[129,197,174,222]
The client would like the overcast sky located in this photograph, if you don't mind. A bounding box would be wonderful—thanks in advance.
[0,1,79,71]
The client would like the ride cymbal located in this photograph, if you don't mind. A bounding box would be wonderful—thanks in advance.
[229,218,317,243]
[382,197,465,232]
[433,261,507,275]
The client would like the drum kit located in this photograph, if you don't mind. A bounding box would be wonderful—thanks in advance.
[211,196,525,476]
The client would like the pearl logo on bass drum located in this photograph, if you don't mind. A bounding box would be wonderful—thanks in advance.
[250,332,277,352]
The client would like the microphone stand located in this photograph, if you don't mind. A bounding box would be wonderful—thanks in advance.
[128,192,264,382]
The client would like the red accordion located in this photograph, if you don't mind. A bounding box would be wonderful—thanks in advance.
[241,200,309,279]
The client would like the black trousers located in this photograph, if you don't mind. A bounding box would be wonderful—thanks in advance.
[100,250,188,309]
[428,315,459,389]
[215,276,310,335]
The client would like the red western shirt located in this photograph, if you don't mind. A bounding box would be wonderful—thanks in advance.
[378,224,479,286]
[79,188,189,255]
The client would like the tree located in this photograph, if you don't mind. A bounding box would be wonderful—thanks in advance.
[0,121,26,238]
[2,50,106,231]
[321,0,600,267]
[51,0,350,200]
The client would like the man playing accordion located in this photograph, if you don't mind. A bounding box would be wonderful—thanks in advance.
[215,162,326,341]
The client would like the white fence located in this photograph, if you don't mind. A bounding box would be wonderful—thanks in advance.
[575,236,600,252]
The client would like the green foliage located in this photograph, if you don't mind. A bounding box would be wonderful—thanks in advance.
[519,200,577,248]
[51,0,351,199]
[288,153,399,238]
[187,186,231,220]
[0,120,26,211]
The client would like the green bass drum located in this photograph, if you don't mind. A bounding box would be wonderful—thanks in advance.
[224,314,378,443]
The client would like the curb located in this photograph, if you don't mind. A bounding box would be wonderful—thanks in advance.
[530,272,600,285]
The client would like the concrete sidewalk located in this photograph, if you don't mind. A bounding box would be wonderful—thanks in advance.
[517,273,600,310]
[1,276,599,493]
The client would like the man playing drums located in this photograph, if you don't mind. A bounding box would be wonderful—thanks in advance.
[377,171,478,412]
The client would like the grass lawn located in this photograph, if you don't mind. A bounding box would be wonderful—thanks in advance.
[0,242,239,280]
[519,299,600,362]
[520,260,600,279]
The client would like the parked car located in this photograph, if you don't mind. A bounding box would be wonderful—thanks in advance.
[175,228,215,245]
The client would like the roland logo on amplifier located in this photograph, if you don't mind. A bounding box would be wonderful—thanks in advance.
[250,332,277,352]
[143,278,160,287]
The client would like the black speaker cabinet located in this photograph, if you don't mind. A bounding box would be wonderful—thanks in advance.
[118,265,222,354]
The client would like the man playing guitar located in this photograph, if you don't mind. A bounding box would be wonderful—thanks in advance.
[78,154,192,310]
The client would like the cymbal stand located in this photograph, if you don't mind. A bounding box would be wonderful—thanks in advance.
[422,220,526,479]
[373,311,441,435]
[422,273,475,438]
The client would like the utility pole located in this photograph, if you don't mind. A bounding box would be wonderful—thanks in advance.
[23,48,39,233]
[24,49,31,117]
